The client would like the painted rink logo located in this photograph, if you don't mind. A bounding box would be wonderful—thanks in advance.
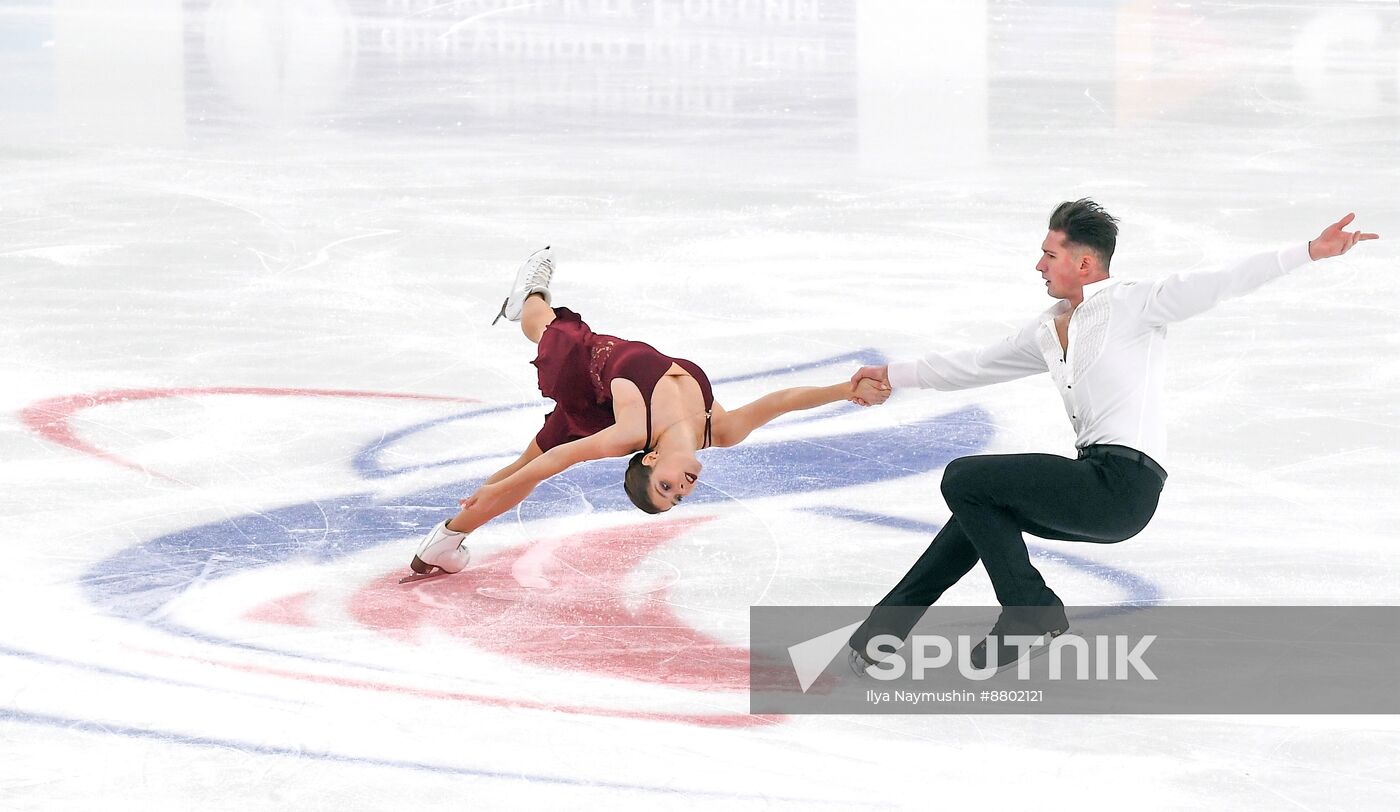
[22,351,1156,724]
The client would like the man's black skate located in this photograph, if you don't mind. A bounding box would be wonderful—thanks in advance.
[971,606,1070,673]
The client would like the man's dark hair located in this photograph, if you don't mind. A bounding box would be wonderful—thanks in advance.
[1048,198,1119,270]
[623,452,662,514]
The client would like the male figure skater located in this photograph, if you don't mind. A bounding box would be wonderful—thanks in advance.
[848,201,1379,671]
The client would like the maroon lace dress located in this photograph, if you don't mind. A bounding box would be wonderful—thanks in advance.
[530,307,714,452]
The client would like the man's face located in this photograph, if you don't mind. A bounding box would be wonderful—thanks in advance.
[1036,230,1088,301]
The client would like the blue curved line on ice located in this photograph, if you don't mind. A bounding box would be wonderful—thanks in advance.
[804,507,1162,608]
[0,644,296,704]
[351,401,540,479]
[0,709,858,806]
[81,404,997,626]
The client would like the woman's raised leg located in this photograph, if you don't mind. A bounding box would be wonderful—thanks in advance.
[521,293,556,343]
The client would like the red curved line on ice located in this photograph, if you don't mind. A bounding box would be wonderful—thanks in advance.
[346,517,805,703]
[18,387,479,478]
[239,515,792,727]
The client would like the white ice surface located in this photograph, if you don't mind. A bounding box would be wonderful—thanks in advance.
[2,1,1399,810]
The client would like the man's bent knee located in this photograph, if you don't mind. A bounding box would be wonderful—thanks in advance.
[940,455,992,506]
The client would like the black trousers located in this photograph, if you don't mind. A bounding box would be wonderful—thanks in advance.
[851,447,1166,650]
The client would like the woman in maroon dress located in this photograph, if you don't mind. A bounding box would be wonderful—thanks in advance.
[408,247,889,579]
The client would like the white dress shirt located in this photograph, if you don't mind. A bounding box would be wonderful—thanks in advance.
[887,243,1316,464]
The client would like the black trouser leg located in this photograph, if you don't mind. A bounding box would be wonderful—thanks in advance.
[852,452,1163,654]
[852,516,979,650]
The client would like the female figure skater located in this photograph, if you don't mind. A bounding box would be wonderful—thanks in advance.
[407,247,890,580]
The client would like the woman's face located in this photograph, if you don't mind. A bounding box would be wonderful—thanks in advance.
[645,450,702,512]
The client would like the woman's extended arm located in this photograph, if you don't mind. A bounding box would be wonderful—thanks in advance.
[448,424,639,533]
[482,440,545,485]
[710,378,887,448]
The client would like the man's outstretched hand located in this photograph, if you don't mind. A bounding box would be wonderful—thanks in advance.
[1309,213,1379,261]
[849,364,891,407]
[849,376,891,407]
[851,364,889,388]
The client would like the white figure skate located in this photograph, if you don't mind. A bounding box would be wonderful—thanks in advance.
[491,246,554,325]
[400,520,471,584]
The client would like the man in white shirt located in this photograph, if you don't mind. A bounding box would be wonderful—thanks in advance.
[846,200,1379,672]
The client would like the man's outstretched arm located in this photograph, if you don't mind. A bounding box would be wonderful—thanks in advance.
[1141,212,1379,326]
[852,316,1048,393]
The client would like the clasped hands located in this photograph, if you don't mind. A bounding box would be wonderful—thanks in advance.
[848,364,892,408]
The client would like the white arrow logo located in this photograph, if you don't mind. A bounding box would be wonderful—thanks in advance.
[787,621,864,693]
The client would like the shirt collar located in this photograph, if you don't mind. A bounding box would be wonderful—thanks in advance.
[1041,276,1121,322]
[1080,275,1120,303]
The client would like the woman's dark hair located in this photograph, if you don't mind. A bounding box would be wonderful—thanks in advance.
[623,451,662,514]
[1048,198,1119,270]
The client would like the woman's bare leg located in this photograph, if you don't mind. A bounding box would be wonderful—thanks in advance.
[521,293,556,344]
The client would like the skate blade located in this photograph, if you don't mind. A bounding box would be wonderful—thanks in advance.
[491,297,508,325]
[398,556,448,584]
[978,628,1067,673]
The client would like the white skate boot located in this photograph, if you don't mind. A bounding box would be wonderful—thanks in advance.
[491,246,555,325]
[400,520,471,584]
